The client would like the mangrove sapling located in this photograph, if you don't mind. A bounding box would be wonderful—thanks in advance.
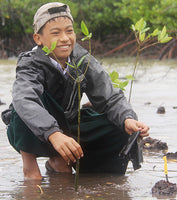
[129,18,172,103]
[42,21,92,192]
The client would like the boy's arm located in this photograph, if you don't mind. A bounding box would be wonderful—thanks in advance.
[84,55,137,132]
[12,62,62,142]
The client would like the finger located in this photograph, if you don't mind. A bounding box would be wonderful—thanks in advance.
[71,141,84,158]
[58,148,70,163]
[137,121,149,130]
[62,145,77,163]
[126,126,141,135]
[139,131,149,138]
[140,126,150,134]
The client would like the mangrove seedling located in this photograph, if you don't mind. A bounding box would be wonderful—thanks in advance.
[129,18,172,102]
[42,20,92,192]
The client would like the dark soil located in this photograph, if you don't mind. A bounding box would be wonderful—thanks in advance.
[166,152,177,160]
[157,106,166,114]
[142,137,168,150]
[152,180,177,195]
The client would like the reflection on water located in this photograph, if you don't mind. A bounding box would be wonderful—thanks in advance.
[12,173,130,200]
[0,58,177,200]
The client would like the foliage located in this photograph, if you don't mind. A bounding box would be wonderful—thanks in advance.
[109,18,172,100]
[0,0,78,37]
[73,0,131,38]
[109,71,134,91]
[115,0,177,35]
[1,0,177,40]
[131,18,172,46]
[42,41,57,55]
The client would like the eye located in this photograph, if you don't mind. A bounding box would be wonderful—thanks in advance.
[52,32,59,35]
[67,29,74,33]
[51,31,60,35]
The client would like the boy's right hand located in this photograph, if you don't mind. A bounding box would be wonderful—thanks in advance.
[48,131,84,164]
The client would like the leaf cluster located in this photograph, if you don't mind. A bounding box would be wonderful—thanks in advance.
[109,71,134,91]
[42,41,57,55]
[131,18,172,51]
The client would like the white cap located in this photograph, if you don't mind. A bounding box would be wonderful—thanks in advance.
[33,2,73,33]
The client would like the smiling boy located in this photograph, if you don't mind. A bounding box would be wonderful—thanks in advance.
[1,2,149,180]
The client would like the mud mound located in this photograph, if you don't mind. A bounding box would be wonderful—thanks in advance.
[152,180,177,195]
[142,137,168,150]
[166,152,177,160]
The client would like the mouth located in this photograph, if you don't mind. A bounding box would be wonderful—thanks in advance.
[57,45,71,50]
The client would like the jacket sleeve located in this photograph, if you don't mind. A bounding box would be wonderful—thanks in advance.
[85,55,138,132]
[12,56,63,142]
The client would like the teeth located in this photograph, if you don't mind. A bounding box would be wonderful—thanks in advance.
[60,45,69,49]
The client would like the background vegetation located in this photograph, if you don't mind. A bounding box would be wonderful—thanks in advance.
[0,0,177,58]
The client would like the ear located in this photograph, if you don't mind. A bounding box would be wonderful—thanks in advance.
[33,33,42,46]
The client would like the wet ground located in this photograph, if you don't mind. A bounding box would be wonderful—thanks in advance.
[0,58,177,200]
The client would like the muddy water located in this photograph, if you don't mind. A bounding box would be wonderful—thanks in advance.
[0,58,177,200]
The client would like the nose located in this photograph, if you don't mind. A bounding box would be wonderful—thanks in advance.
[59,32,69,42]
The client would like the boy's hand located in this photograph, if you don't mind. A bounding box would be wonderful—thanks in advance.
[124,118,149,138]
[48,132,84,164]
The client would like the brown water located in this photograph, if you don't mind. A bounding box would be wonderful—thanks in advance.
[0,58,177,200]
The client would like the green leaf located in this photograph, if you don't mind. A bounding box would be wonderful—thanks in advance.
[141,27,150,34]
[112,79,121,88]
[121,80,129,88]
[139,32,145,41]
[120,87,125,91]
[118,82,126,91]
[51,41,57,51]
[87,33,92,39]
[131,24,136,32]
[42,42,57,55]
[77,55,86,68]
[113,83,119,88]
[42,46,49,53]
[159,26,167,41]
[115,79,121,84]
[135,18,146,32]
[125,74,135,80]
[66,62,76,69]
[160,36,172,43]
[81,21,89,36]
[109,71,119,82]
[151,28,159,36]
[81,33,92,41]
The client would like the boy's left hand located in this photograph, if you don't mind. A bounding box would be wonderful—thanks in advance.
[124,118,149,138]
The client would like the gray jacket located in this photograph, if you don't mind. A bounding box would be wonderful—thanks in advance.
[2,43,137,142]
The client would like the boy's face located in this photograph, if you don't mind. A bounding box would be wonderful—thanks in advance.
[34,17,76,62]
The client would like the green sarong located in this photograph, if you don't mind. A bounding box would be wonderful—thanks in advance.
[7,91,130,174]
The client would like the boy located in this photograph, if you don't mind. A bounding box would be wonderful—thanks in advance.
[1,2,149,180]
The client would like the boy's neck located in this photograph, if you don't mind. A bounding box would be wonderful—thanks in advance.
[59,59,67,69]
[50,55,68,69]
